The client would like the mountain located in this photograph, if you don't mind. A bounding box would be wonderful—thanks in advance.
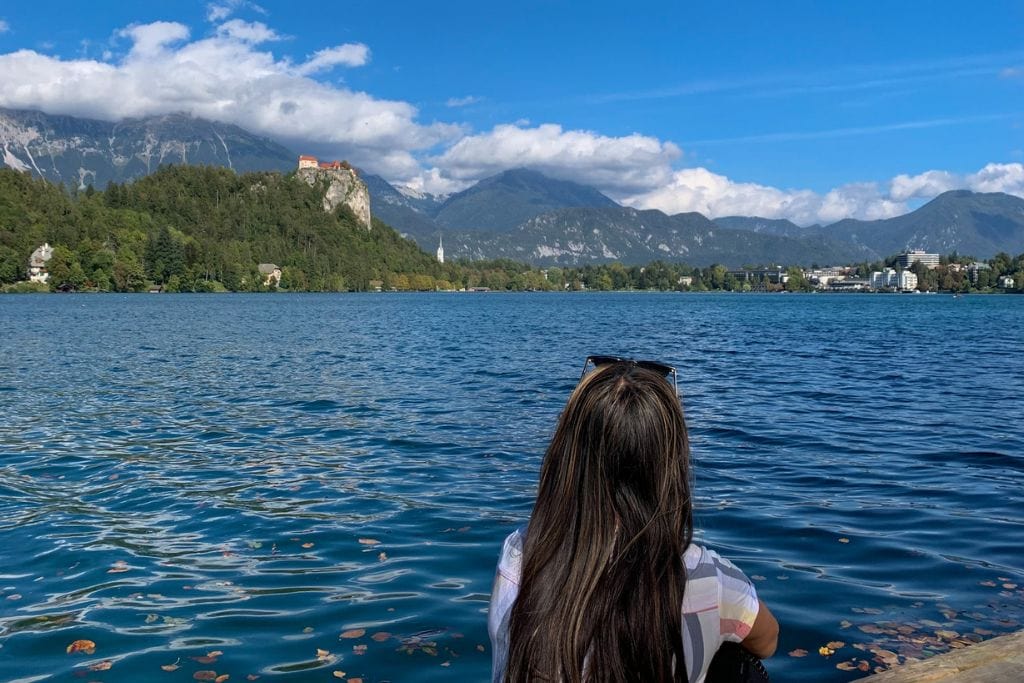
[360,172,446,243]
[822,190,1024,259]
[432,168,619,232]
[442,207,871,267]
[713,216,820,239]
[0,107,296,189]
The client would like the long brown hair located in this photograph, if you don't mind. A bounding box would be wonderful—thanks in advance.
[506,362,694,682]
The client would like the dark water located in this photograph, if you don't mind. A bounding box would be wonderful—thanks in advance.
[1,292,1022,682]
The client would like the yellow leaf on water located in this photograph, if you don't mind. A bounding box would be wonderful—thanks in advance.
[316,648,330,659]
[818,646,834,656]
[340,629,366,639]
[358,538,380,546]
[66,639,96,655]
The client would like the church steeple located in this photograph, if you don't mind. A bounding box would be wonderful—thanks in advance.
[436,234,444,264]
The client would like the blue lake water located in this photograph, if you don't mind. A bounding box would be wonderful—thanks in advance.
[1,292,1022,682]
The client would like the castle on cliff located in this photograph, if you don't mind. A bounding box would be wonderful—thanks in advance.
[296,155,371,229]
[298,155,355,173]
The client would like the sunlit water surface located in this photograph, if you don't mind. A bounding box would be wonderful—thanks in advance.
[1,293,1022,682]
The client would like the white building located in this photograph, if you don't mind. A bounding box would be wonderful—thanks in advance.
[869,268,898,289]
[897,250,940,270]
[298,155,318,169]
[28,243,53,283]
[436,235,444,264]
[999,275,1015,289]
[897,270,918,292]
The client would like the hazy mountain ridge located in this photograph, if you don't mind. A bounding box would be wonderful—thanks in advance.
[0,107,296,189]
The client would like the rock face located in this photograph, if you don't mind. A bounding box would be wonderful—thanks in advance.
[297,166,372,229]
[0,107,296,188]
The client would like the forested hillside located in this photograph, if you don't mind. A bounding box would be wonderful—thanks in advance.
[0,166,544,292]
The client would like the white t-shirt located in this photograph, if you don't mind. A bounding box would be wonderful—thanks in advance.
[488,528,760,683]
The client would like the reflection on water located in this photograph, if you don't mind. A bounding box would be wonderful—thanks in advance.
[0,293,1022,681]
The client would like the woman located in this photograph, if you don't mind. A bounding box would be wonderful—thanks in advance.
[488,357,778,682]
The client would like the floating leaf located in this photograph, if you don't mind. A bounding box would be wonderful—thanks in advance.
[838,538,850,543]
[839,620,852,629]
[818,646,834,656]
[193,672,217,681]
[89,660,113,671]
[246,676,260,681]
[378,552,387,562]
[160,659,180,672]
[750,574,766,581]
[215,675,229,683]
[316,648,330,661]
[979,580,997,587]
[858,624,884,634]
[6,594,22,600]
[836,661,858,671]
[788,649,808,657]
[476,644,485,652]
[358,538,380,546]
[332,672,345,679]
[350,679,363,683]
[67,639,97,655]
[303,627,313,633]
[371,632,391,642]
[302,543,314,549]
[108,561,130,574]
[1003,583,1018,589]
[827,641,845,649]
[935,630,959,640]
[857,660,870,672]
[340,629,366,639]
[441,661,451,667]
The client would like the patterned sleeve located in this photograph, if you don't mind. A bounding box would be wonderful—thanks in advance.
[488,529,524,683]
[708,549,760,643]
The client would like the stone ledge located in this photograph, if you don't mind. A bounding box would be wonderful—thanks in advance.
[856,630,1024,682]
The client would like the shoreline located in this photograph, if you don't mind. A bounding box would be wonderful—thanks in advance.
[856,629,1024,681]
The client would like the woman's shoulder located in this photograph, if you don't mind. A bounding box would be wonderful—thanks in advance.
[497,526,527,582]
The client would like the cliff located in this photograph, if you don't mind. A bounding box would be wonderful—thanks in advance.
[297,166,372,229]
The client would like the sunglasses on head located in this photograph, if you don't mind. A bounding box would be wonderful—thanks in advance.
[579,355,678,396]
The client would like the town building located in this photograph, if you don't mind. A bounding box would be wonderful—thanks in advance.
[870,268,898,289]
[897,250,940,270]
[258,263,282,287]
[897,270,918,291]
[28,243,53,283]
[966,262,991,284]
[806,266,851,288]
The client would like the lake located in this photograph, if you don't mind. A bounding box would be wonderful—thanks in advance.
[1,292,1022,682]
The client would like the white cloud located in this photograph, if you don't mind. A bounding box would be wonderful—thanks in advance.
[446,95,481,108]
[215,20,280,44]
[426,122,681,193]
[206,1,266,23]
[0,20,9,34]
[967,162,1024,195]
[0,20,458,177]
[621,168,907,225]
[889,170,958,201]
[296,44,370,74]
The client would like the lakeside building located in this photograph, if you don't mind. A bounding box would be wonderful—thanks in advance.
[28,243,53,283]
[806,267,852,288]
[828,278,870,291]
[897,250,940,270]
[966,261,991,284]
[999,275,1015,289]
[258,263,282,287]
[869,268,918,291]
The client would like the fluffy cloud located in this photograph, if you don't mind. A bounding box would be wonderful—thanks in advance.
[296,44,370,74]
[426,123,681,194]
[0,20,456,177]
[621,168,907,225]
[889,170,958,201]
[967,162,1024,195]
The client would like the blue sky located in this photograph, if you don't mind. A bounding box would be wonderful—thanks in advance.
[0,0,1021,224]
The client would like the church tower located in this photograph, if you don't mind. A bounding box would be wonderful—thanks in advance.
[436,234,444,264]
